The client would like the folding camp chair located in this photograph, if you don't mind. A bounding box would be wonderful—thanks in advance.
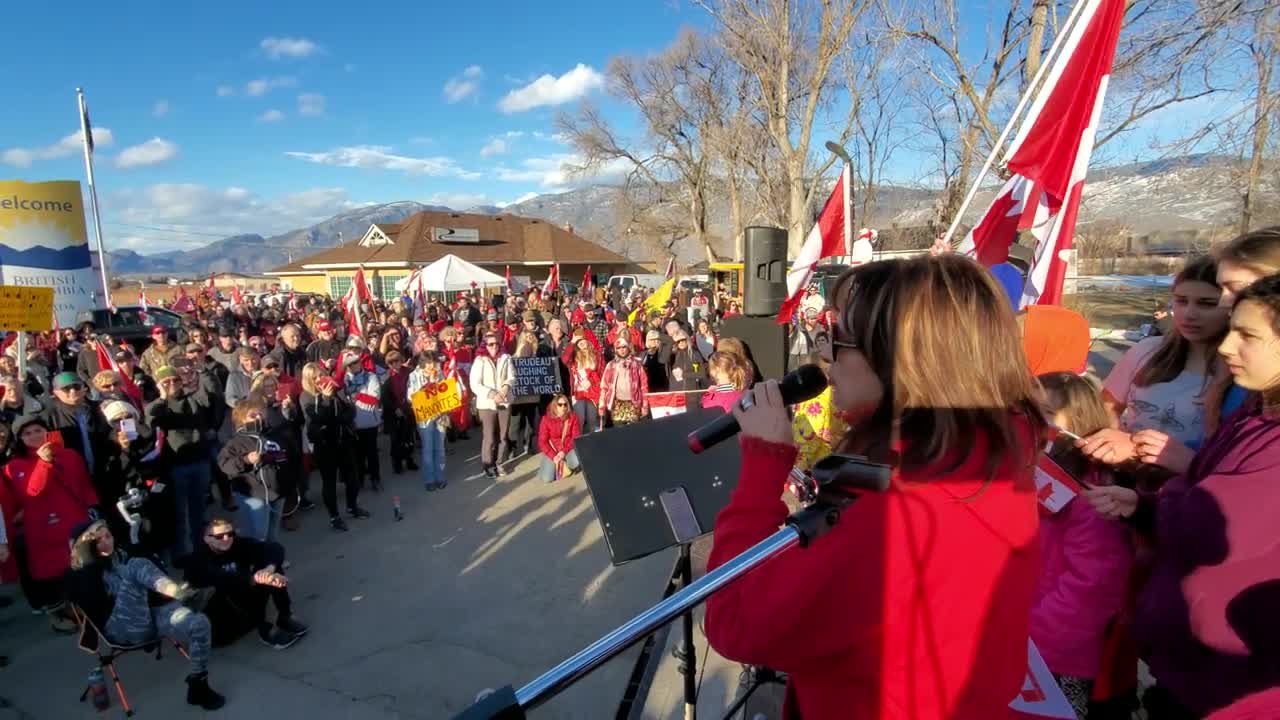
[70,604,190,717]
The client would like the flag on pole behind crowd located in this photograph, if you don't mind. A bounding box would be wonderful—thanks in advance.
[138,284,149,312]
[957,0,1125,307]
[629,277,676,325]
[775,162,852,324]
[171,287,194,313]
[541,263,559,296]
[505,265,512,295]
[663,257,675,281]
[96,341,143,409]
[204,273,216,298]
[581,265,593,297]
[341,266,374,337]
[230,284,244,307]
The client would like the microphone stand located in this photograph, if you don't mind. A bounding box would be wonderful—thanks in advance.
[453,454,883,720]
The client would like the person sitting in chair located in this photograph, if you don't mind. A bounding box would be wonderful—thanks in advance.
[65,520,225,711]
[186,517,307,649]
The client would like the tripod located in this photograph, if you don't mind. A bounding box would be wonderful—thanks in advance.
[452,455,890,720]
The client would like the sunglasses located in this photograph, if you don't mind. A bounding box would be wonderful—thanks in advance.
[59,384,85,392]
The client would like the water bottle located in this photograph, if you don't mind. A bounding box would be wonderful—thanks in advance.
[392,496,403,521]
[88,666,110,711]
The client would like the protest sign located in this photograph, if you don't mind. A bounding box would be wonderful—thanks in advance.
[412,377,462,423]
[511,355,561,396]
[0,180,97,327]
[0,285,54,331]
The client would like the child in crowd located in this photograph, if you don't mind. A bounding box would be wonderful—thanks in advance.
[1032,372,1134,719]
[701,352,748,413]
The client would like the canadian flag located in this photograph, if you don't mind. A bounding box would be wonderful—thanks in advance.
[663,257,675,281]
[230,285,245,307]
[341,266,375,337]
[504,265,512,295]
[775,162,852,324]
[96,341,143,409]
[205,273,217,298]
[581,265,593,297]
[851,228,877,265]
[138,285,149,312]
[957,0,1125,307]
[541,263,559,295]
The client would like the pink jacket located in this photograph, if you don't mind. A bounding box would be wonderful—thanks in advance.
[1029,468,1132,679]
[701,386,742,414]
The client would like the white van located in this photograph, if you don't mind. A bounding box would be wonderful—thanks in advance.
[607,274,666,292]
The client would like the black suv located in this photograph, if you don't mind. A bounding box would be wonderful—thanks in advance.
[76,305,185,352]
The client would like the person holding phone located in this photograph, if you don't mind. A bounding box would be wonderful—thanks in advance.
[300,371,366,530]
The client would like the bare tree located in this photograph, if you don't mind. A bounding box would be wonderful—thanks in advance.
[1239,1,1279,232]
[557,30,728,264]
[696,0,874,253]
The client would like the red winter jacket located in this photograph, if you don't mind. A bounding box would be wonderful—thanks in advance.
[705,427,1040,720]
[3,449,99,580]
[561,335,602,405]
[0,479,17,583]
[537,411,581,458]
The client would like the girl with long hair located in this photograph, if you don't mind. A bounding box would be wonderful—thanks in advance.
[1032,372,1133,719]
[439,326,473,439]
[470,331,515,478]
[509,330,545,457]
[700,351,748,413]
[1086,272,1280,718]
[693,318,717,360]
[536,393,581,483]
[562,328,603,434]
[1078,255,1228,476]
[705,254,1046,720]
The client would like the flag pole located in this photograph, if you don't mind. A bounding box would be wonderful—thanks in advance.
[77,88,113,309]
[941,0,1093,246]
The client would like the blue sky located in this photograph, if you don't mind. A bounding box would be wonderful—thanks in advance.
[0,0,1223,255]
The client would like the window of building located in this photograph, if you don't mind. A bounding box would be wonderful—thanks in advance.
[329,276,352,299]
[375,274,406,300]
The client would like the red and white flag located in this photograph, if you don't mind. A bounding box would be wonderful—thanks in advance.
[230,285,245,307]
[205,273,216,298]
[138,285,149,312]
[505,265,512,295]
[1034,452,1087,514]
[541,263,559,296]
[647,391,688,419]
[341,266,374,337]
[96,342,143,409]
[172,287,194,314]
[581,265,593,297]
[775,162,852,324]
[663,257,675,281]
[851,228,877,265]
[957,0,1125,308]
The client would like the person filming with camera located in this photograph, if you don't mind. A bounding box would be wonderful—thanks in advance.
[705,255,1046,720]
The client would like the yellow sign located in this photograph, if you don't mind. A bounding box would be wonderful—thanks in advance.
[0,180,96,328]
[412,377,462,423]
[0,285,55,331]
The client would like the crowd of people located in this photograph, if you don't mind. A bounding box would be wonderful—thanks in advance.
[2,227,1278,718]
[0,274,757,710]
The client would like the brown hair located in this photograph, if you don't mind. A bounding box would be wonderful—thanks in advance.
[572,331,598,369]
[232,399,267,429]
[1134,255,1223,387]
[547,393,572,418]
[1235,272,1280,332]
[831,254,1045,479]
[1216,226,1280,278]
[707,352,748,390]
[1038,372,1111,437]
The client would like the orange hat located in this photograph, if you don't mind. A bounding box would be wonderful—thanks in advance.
[1021,305,1090,376]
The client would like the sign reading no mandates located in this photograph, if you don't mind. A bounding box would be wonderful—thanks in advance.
[512,356,562,396]
[411,377,463,424]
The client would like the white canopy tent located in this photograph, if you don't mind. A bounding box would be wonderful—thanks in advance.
[394,254,507,294]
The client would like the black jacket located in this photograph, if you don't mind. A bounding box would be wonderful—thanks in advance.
[186,537,285,595]
[300,391,356,449]
[266,344,308,378]
[76,345,103,387]
[665,346,708,392]
[642,351,669,393]
[218,432,287,501]
[305,339,341,367]
[37,399,111,475]
[144,390,217,466]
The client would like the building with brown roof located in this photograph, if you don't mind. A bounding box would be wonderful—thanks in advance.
[266,210,648,299]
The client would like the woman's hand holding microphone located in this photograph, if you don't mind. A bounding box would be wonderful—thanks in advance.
[732,380,794,446]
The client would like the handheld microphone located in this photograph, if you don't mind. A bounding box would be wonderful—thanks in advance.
[687,364,828,454]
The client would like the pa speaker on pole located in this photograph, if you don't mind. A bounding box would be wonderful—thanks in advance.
[741,226,788,317]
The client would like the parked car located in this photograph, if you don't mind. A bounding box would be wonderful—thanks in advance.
[77,306,185,353]
[607,274,666,292]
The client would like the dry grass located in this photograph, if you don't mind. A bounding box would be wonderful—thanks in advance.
[1064,289,1166,329]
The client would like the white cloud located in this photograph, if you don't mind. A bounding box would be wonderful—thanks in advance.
[443,65,484,103]
[479,138,509,157]
[493,153,629,189]
[1,127,115,168]
[115,138,179,169]
[498,64,604,113]
[258,109,286,123]
[284,145,479,179]
[245,76,296,97]
[109,184,369,252]
[153,100,170,117]
[260,36,321,59]
[511,191,540,205]
[425,192,493,209]
[297,93,326,116]
[216,85,236,97]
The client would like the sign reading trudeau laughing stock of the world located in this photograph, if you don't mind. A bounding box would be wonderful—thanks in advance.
[511,356,562,396]
[0,180,98,328]
[412,378,463,424]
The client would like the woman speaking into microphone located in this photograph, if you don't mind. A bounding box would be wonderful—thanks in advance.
[705,254,1046,720]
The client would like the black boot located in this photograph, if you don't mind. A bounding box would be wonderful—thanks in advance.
[186,672,226,710]
[405,457,419,471]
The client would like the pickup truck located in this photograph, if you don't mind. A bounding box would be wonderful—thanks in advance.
[77,305,186,352]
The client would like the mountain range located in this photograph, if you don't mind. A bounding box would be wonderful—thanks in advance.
[105,154,1274,276]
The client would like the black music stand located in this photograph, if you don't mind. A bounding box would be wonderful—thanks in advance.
[575,408,741,719]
